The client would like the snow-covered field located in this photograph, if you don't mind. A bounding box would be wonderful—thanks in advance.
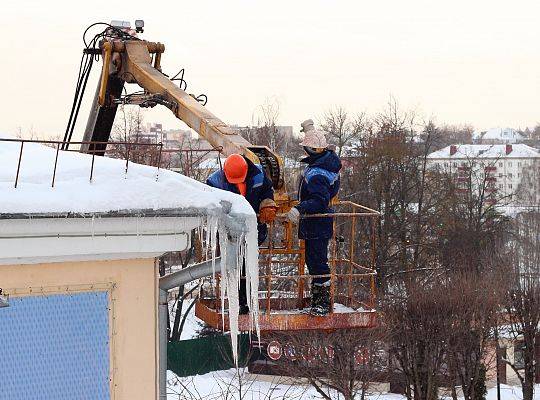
[168,372,540,400]
[170,302,540,400]
[168,369,540,400]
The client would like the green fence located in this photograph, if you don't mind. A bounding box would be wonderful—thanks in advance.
[167,334,251,377]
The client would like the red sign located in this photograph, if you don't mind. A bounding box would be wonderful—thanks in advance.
[267,340,282,361]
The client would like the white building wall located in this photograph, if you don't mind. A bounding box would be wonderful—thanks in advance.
[427,145,540,205]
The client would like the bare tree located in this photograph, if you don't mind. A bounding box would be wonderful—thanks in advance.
[15,127,63,148]
[383,281,450,400]
[340,100,436,288]
[444,271,503,400]
[241,97,292,155]
[320,107,367,157]
[274,329,386,400]
[421,123,474,147]
[106,104,164,166]
[112,104,145,143]
[503,210,540,400]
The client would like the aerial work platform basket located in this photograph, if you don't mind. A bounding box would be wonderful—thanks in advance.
[195,201,380,332]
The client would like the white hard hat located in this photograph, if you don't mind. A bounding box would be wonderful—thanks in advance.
[300,119,315,133]
[299,119,328,148]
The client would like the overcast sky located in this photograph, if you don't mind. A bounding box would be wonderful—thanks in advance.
[1,0,539,138]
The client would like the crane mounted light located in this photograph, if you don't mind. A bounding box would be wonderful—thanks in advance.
[135,19,144,33]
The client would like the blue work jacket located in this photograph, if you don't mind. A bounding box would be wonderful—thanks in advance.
[296,150,342,240]
[207,158,274,244]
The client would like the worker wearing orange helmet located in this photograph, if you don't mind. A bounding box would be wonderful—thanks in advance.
[207,153,277,313]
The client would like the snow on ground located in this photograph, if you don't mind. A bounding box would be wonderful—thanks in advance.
[485,384,540,400]
[168,298,202,340]
[168,302,540,399]
[0,139,253,217]
[168,372,540,400]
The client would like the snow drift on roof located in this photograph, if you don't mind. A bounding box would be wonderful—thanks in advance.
[0,140,254,217]
[428,144,540,159]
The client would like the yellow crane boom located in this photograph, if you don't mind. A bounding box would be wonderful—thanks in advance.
[81,35,284,190]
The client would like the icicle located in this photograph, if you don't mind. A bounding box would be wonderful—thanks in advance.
[243,215,261,341]
[204,216,211,261]
[226,233,240,364]
[217,213,260,366]
[218,223,228,332]
[197,203,261,367]
[208,215,218,277]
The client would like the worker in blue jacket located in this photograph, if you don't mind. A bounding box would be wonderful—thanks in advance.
[207,153,277,313]
[285,119,341,315]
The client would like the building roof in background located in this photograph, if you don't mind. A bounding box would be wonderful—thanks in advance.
[428,144,540,159]
[0,138,253,217]
[473,127,524,143]
[198,157,221,170]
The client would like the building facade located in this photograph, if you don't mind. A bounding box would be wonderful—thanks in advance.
[0,138,254,399]
[427,144,540,205]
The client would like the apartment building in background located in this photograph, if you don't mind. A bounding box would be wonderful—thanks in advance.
[472,127,525,144]
[427,144,540,205]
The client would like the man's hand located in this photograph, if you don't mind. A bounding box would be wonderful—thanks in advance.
[259,198,278,224]
[285,207,300,225]
[259,206,277,223]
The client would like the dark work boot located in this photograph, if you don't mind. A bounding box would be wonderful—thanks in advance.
[310,283,331,316]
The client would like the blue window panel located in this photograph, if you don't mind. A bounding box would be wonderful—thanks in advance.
[0,291,110,400]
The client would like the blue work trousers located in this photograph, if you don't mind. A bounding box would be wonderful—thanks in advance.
[304,238,331,285]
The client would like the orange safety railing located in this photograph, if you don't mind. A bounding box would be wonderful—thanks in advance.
[196,200,380,331]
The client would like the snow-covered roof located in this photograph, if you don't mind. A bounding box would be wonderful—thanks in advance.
[473,127,524,143]
[428,144,540,160]
[0,139,253,217]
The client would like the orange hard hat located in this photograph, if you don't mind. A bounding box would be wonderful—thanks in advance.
[223,154,248,184]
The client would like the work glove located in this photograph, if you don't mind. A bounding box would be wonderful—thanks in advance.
[259,199,278,224]
[259,206,277,224]
[285,207,300,225]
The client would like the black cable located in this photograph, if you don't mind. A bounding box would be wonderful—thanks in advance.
[65,55,94,147]
[63,22,141,149]
[171,68,187,91]
[195,94,208,106]
[63,52,94,149]
[63,53,88,145]
[171,68,208,105]
[83,22,139,48]
[64,22,211,150]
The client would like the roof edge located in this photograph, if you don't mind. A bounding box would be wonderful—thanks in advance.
[0,207,218,220]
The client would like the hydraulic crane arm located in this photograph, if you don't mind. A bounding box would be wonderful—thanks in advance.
[82,39,284,190]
